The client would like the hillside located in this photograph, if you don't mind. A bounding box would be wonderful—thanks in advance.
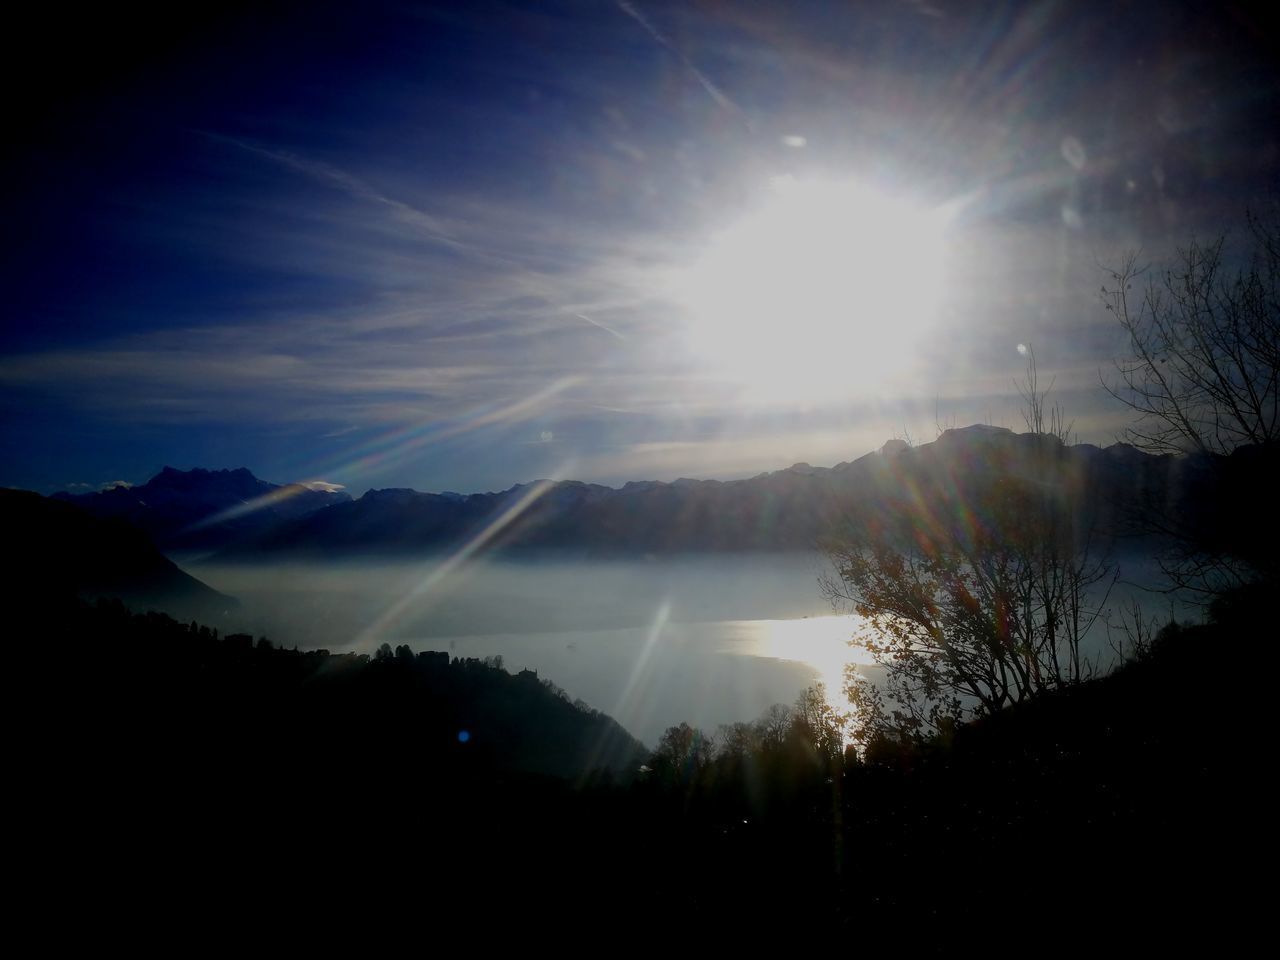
[32,595,646,785]
[2,488,234,622]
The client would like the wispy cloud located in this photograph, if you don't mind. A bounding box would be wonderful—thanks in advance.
[575,312,628,341]
[0,142,706,432]
[616,1,752,128]
[320,425,362,439]
[205,133,470,253]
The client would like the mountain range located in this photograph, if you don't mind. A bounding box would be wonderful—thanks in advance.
[31,424,1267,570]
[210,425,1191,559]
[54,466,350,552]
[14,424,1273,623]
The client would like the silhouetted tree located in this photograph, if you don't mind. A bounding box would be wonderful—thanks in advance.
[1102,214,1279,592]
[789,683,847,764]
[754,703,793,753]
[649,722,713,784]
[823,354,1115,745]
[1102,214,1278,455]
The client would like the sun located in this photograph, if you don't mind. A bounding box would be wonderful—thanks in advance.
[675,177,951,404]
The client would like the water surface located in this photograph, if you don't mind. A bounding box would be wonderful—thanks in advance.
[189,553,860,745]
[188,551,1181,746]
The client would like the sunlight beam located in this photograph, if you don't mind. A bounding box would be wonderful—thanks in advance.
[181,481,344,533]
[607,599,672,746]
[352,468,573,648]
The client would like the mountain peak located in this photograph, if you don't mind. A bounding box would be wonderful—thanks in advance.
[938,424,1016,442]
[54,464,350,551]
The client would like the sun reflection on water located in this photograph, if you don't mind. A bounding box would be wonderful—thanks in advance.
[721,614,876,714]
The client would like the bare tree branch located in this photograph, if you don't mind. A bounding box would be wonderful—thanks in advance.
[1102,216,1280,456]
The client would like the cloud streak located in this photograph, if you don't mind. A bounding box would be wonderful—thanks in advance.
[616,1,751,128]
[206,133,469,253]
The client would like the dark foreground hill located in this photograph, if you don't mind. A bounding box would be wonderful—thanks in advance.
[54,465,350,552]
[11,586,1258,945]
[844,604,1259,936]
[2,487,234,622]
[27,597,646,783]
[13,597,650,930]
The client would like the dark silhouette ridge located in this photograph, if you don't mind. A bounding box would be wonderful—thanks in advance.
[53,465,350,552]
[1,487,234,622]
[37,428,1259,564]
[29,597,645,782]
[208,426,1229,560]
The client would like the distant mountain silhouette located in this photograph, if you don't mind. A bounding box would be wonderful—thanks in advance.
[213,425,1208,559]
[54,466,350,552]
[2,488,235,621]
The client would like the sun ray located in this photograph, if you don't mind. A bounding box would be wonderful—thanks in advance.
[351,469,573,648]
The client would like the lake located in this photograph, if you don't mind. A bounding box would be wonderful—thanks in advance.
[187,553,869,745]
[187,550,1181,747]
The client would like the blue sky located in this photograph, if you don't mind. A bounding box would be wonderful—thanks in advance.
[2,1,1276,494]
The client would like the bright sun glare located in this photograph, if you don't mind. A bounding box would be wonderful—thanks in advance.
[676,177,951,403]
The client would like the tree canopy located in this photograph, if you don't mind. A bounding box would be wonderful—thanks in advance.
[1102,213,1279,456]
[1101,214,1280,594]
[823,359,1115,745]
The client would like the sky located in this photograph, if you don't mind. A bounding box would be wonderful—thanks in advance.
[2,0,1276,495]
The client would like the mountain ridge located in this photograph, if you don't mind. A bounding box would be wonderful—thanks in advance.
[54,465,351,552]
[211,425,1198,559]
[39,426,1228,562]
